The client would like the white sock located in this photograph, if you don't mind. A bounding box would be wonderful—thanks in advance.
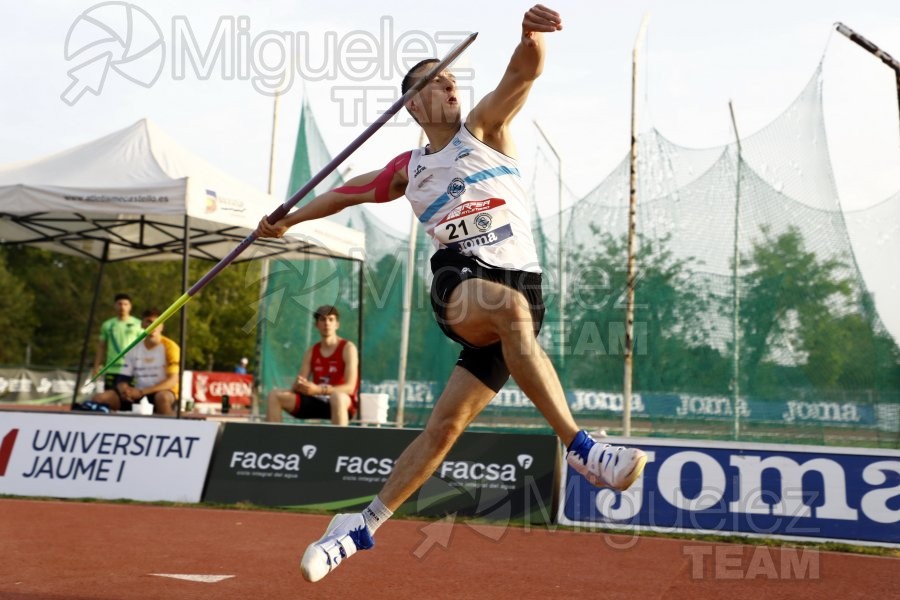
[362,496,393,534]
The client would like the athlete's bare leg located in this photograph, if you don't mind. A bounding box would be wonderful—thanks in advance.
[378,366,496,510]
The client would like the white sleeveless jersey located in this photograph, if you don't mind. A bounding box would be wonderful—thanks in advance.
[404,125,541,273]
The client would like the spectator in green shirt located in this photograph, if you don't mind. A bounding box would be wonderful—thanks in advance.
[92,293,141,390]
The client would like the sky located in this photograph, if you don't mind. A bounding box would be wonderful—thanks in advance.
[1,0,898,336]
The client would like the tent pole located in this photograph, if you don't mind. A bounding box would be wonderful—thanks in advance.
[177,215,191,418]
[357,258,364,416]
[255,83,281,420]
[72,241,110,406]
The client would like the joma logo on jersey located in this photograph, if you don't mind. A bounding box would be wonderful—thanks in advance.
[457,232,498,250]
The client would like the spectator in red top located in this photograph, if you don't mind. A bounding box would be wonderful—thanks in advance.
[265,305,359,425]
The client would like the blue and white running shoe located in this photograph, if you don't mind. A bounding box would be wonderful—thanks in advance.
[565,430,647,491]
[301,513,374,583]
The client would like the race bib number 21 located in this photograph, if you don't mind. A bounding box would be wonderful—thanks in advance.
[435,198,514,252]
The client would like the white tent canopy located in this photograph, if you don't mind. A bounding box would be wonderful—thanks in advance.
[0,119,364,262]
[0,119,366,409]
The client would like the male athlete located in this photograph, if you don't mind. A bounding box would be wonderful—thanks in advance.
[256,4,647,582]
[265,305,359,426]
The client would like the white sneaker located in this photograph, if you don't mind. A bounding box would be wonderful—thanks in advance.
[300,513,374,583]
[566,434,647,491]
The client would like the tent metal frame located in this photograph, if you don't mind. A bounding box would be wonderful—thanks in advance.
[1,211,364,417]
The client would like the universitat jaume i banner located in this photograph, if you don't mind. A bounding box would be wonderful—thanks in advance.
[0,411,218,502]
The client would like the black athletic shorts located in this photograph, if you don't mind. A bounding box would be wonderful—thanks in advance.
[289,394,332,419]
[289,393,357,419]
[429,249,545,392]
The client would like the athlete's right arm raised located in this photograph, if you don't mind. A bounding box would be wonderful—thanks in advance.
[256,152,411,238]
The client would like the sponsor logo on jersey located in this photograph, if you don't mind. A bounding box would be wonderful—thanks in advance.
[447,177,466,198]
[455,148,472,161]
[474,213,493,231]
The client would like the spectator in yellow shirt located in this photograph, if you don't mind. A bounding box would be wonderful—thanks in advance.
[92,309,180,415]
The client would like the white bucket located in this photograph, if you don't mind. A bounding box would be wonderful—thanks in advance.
[132,398,153,415]
[358,393,389,424]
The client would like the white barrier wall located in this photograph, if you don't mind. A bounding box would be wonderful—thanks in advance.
[0,411,219,502]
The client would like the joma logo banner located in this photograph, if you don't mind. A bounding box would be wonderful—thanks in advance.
[560,439,900,546]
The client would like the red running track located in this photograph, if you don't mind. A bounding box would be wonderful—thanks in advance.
[0,499,896,599]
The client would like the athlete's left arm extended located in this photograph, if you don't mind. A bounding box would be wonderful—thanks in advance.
[256,152,411,238]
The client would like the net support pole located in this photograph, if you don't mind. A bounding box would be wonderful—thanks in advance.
[396,211,418,428]
[177,215,190,419]
[533,120,564,367]
[834,23,900,140]
[255,85,281,421]
[728,100,743,440]
[623,14,650,438]
[71,241,109,406]
[396,131,426,428]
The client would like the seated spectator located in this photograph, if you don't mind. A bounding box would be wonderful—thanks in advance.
[235,357,249,374]
[91,309,180,415]
[266,305,358,426]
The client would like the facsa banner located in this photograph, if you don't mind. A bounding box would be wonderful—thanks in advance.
[204,423,558,523]
[0,411,219,502]
[559,438,900,547]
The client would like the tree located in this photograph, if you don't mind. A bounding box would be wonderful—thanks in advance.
[0,246,261,371]
[2,246,98,367]
[563,230,723,392]
[737,225,899,393]
[0,250,36,364]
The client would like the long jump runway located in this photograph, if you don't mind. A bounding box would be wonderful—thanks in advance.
[1,499,896,599]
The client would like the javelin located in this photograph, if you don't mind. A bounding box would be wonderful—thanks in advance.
[93,31,478,382]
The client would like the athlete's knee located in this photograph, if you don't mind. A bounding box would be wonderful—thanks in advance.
[330,392,350,411]
[277,394,295,412]
[153,391,176,414]
[423,414,467,452]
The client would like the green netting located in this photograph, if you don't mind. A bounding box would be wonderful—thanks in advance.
[260,63,899,446]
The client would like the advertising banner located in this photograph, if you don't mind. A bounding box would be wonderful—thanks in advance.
[558,437,900,546]
[188,371,253,406]
[0,368,98,404]
[365,380,897,430]
[0,411,219,502]
[204,423,558,523]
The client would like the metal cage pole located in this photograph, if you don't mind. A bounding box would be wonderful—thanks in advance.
[728,100,743,440]
[533,120,564,366]
[835,23,900,140]
[623,14,650,437]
